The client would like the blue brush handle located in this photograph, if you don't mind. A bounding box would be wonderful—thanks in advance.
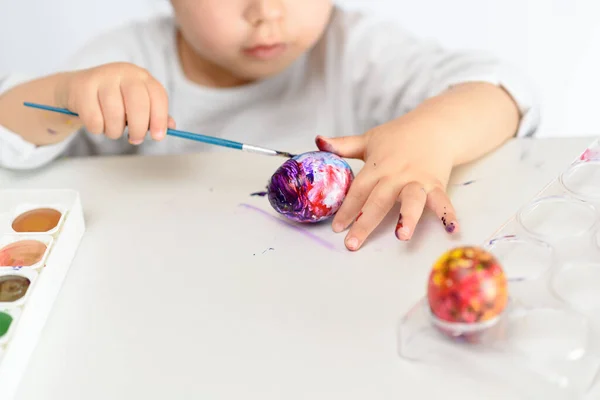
[23,102,243,150]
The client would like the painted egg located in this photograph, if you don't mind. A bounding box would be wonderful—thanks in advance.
[427,246,508,325]
[267,151,354,223]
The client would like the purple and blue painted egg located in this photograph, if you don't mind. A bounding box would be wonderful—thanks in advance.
[267,151,354,223]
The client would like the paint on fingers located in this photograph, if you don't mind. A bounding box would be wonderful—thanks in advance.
[315,136,335,153]
[441,208,458,234]
[395,212,410,241]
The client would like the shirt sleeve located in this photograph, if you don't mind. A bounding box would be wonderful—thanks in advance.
[0,23,146,170]
[333,10,540,138]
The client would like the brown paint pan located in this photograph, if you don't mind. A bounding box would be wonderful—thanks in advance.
[0,269,37,306]
[0,235,53,269]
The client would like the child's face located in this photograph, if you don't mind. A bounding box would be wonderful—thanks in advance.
[170,0,333,83]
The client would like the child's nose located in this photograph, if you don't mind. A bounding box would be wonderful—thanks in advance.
[245,0,285,25]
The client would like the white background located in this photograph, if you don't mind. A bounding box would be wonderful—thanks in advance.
[1,0,599,138]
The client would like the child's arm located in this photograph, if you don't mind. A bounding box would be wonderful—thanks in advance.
[0,64,170,146]
[399,81,521,167]
[0,64,171,171]
[0,20,170,170]
[320,9,539,251]
[327,9,538,141]
[0,72,83,146]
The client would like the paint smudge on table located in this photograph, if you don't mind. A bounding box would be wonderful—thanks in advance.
[455,180,476,187]
[238,203,338,251]
[250,184,269,197]
[47,128,58,135]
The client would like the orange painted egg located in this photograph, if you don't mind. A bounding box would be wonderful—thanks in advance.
[427,246,508,324]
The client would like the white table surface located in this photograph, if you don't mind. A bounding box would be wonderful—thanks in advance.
[0,137,596,400]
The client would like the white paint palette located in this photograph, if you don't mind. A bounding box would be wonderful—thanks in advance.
[397,138,600,400]
[0,190,85,400]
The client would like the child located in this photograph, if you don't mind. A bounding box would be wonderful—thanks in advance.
[0,0,539,251]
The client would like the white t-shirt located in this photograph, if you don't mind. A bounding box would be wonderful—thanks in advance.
[0,7,539,170]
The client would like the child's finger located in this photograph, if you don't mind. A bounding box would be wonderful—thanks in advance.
[146,79,169,141]
[76,86,104,135]
[395,182,427,241]
[121,80,151,145]
[167,115,176,129]
[315,135,367,159]
[98,83,126,140]
[331,169,378,233]
[343,178,400,251]
[426,187,460,234]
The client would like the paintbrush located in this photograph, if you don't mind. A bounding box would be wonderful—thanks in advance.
[23,102,296,158]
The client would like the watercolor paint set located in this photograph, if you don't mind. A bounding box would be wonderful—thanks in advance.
[0,190,85,399]
[397,137,600,400]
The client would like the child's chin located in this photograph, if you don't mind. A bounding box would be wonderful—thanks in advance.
[234,56,298,79]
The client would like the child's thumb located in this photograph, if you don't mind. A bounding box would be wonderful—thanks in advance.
[167,115,176,129]
[315,135,366,159]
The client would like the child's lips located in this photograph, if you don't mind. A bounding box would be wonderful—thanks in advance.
[243,43,287,60]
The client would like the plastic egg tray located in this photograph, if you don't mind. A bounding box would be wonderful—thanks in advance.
[397,138,600,399]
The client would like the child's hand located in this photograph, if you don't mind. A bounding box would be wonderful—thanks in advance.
[316,108,460,251]
[316,82,521,252]
[56,62,174,145]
